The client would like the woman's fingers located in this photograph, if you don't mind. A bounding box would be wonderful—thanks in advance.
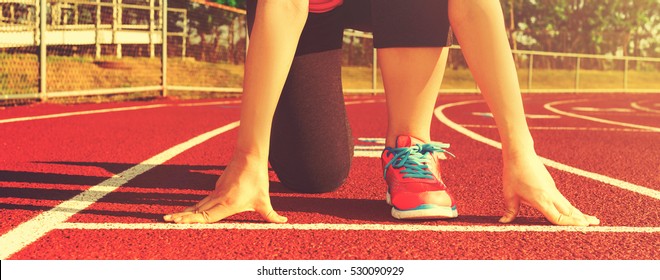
[527,194,589,226]
[499,193,520,224]
[172,204,237,224]
[258,205,288,224]
[182,195,213,213]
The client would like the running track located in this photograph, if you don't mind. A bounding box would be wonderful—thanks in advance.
[0,94,659,259]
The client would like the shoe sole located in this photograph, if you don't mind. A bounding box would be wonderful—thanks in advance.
[386,192,458,220]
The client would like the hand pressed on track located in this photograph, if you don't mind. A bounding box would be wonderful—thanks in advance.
[163,158,287,224]
[499,152,600,226]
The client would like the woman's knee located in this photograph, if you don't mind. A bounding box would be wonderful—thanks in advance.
[274,157,352,193]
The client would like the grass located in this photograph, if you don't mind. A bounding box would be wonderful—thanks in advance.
[344,66,660,91]
[340,67,479,90]
[1,55,659,101]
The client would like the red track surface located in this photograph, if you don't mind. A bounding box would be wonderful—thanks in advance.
[1,94,659,260]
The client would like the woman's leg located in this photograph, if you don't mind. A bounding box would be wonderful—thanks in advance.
[248,1,354,193]
[269,49,353,193]
[370,0,451,146]
[164,0,308,224]
[447,0,599,226]
[371,0,456,219]
[378,47,448,147]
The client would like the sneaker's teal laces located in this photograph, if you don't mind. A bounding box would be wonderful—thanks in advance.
[383,142,453,179]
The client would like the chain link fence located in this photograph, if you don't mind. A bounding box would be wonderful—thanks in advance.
[166,0,246,95]
[1,0,39,101]
[1,0,659,105]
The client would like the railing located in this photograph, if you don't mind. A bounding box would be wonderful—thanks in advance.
[1,1,658,104]
[344,30,660,94]
[511,48,660,93]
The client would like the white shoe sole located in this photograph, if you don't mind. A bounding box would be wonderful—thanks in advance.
[387,192,458,220]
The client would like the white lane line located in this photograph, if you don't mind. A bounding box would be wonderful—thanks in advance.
[460,124,654,132]
[524,114,561,119]
[0,104,169,124]
[354,150,383,158]
[355,146,385,150]
[572,107,634,112]
[434,100,660,201]
[355,138,385,158]
[0,98,383,259]
[176,100,242,107]
[0,100,242,124]
[0,121,240,260]
[472,112,560,119]
[358,137,386,144]
[352,137,448,159]
[344,99,386,105]
[56,222,660,233]
[544,99,660,132]
[631,101,660,114]
[0,99,381,124]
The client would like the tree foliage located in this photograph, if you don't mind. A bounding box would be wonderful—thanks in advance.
[180,0,659,68]
[501,0,659,57]
[212,0,246,9]
[171,0,246,63]
[206,0,660,58]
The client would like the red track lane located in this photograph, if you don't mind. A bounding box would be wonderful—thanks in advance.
[10,229,659,259]
[0,99,241,235]
[1,94,659,259]
[442,97,660,191]
[546,95,660,128]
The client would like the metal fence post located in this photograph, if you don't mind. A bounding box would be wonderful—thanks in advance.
[112,0,121,58]
[117,0,123,58]
[575,57,580,91]
[182,10,187,57]
[527,54,533,90]
[623,57,629,91]
[149,0,155,58]
[39,0,47,101]
[161,0,168,97]
[372,48,377,94]
[95,0,101,58]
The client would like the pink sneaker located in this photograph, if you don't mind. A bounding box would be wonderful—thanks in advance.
[381,135,457,219]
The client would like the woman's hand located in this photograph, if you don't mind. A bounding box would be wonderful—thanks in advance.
[499,151,600,226]
[164,156,286,224]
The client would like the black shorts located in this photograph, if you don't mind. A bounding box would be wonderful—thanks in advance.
[247,0,451,56]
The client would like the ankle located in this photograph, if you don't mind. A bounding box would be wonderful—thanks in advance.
[386,133,431,147]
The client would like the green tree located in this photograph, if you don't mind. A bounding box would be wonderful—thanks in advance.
[176,0,246,63]
[503,0,659,54]
[500,0,659,69]
[213,0,246,9]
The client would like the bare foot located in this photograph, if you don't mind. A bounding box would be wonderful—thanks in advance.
[499,152,600,226]
[163,157,287,224]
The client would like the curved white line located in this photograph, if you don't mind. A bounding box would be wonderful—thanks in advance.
[0,100,239,124]
[0,98,384,259]
[544,99,660,132]
[460,124,653,132]
[0,98,382,124]
[344,99,386,105]
[0,104,170,124]
[176,100,242,107]
[631,101,660,114]
[434,100,660,201]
